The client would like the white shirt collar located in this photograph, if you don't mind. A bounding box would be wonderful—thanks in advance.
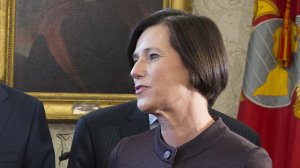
[148,114,157,125]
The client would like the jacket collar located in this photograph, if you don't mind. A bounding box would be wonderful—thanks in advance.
[123,100,145,121]
[120,100,149,137]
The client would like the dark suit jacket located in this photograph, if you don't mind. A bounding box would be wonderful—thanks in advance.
[0,83,55,168]
[68,100,259,168]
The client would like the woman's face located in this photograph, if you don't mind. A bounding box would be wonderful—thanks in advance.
[130,24,191,113]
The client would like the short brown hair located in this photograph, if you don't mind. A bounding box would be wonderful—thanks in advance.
[128,9,228,105]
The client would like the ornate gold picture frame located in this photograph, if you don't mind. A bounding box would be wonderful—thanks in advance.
[0,0,192,120]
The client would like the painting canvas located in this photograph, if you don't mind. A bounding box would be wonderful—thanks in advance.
[0,0,191,119]
[14,0,163,94]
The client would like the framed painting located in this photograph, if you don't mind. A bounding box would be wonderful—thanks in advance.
[0,0,192,120]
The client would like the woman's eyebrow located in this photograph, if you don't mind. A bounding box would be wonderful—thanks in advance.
[144,47,163,54]
[132,47,163,58]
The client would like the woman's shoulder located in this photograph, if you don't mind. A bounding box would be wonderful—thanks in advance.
[120,128,156,147]
[220,128,272,167]
[110,128,156,163]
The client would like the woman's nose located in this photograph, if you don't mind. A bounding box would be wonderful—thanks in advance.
[130,59,146,79]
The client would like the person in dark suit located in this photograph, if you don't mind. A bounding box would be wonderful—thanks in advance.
[67,100,260,168]
[0,83,55,168]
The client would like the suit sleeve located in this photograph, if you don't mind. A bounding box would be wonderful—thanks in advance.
[23,101,55,168]
[68,117,96,168]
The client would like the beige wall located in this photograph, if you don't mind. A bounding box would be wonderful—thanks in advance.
[49,1,254,167]
[193,0,254,117]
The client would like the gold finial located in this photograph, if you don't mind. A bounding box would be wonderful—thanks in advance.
[165,0,193,13]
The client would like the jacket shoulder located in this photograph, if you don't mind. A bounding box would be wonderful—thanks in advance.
[209,108,260,146]
[81,100,140,126]
[0,83,39,109]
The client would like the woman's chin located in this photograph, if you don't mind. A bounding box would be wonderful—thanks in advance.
[137,100,152,113]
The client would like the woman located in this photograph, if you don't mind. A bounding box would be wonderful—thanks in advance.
[109,9,272,168]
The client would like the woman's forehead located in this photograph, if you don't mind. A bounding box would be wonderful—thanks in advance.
[135,24,170,50]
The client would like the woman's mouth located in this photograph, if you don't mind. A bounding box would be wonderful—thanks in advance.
[134,85,149,94]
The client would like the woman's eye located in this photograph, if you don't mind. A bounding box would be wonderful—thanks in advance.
[149,53,159,60]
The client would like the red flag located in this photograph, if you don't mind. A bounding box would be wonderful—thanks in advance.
[238,0,300,168]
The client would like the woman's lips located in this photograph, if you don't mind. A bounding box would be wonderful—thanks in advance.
[134,85,149,94]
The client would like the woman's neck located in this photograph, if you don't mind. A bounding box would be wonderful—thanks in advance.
[156,93,214,148]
